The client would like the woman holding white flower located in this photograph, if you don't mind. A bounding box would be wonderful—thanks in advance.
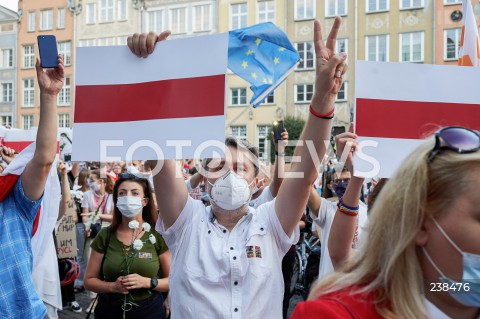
[84,173,170,319]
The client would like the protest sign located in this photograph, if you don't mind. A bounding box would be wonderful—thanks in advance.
[56,200,78,259]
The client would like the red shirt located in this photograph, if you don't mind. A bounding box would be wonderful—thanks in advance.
[291,286,385,319]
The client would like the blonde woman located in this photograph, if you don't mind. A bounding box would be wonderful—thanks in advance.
[291,126,480,319]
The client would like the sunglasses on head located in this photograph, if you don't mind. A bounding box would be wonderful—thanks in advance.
[427,126,480,165]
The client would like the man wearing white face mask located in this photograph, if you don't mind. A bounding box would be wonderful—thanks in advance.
[136,16,347,319]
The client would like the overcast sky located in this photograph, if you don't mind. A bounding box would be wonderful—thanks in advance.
[2,0,17,12]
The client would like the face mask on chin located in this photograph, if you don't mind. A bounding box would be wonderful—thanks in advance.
[423,218,480,307]
[208,171,255,211]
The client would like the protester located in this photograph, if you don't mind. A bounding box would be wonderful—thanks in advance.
[84,173,170,319]
[0,55,64,318]
[291,126,480,319]
[130,15,347,318]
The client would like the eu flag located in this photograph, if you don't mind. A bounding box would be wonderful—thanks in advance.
[228,23,300,107]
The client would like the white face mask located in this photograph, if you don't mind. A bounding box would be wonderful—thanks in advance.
[208,171,254,211]
[89,182,100,192]
[117,196,143,218]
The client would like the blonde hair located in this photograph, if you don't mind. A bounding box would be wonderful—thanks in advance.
[309,135,480,319]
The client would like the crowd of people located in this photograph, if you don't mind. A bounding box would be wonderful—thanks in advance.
[0,17,479,319]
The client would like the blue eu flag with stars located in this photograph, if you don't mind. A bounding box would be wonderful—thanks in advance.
[228,23,300,107]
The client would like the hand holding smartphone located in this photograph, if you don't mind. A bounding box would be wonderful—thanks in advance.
[273,120,284,142]
[37,35,59,68]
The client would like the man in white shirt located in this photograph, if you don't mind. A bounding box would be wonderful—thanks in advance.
[131,16,348,319]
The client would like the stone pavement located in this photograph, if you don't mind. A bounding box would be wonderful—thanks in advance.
[58,290,304,318]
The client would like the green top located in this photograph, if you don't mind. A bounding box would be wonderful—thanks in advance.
[91,226,168,302]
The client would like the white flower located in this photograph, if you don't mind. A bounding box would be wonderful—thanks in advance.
[142,222,151,232]
[128,220,140,229]
[133,239,143,250]
[149,234,156,244]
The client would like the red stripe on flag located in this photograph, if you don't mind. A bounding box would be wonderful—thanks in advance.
[75,75,225,123]
[3,141,60,154]
[356,98,480,139]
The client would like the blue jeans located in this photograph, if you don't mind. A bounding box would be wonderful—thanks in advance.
[95,293,166,319]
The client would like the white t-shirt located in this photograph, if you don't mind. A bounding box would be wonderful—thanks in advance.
[81,190,113,224]
[156,197,299,319]
[249,186,274,209]
[310,198,368,280]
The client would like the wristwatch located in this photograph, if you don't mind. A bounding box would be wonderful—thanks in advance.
[150,277,158,290]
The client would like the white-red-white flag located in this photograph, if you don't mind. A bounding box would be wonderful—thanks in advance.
[458,0,480,66]
[73,34,228,161]
[354,61,480,178]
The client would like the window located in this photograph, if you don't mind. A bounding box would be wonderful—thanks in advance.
[336,38,348,54]
[0,49,13,68]
[326,0,347,17]
[193,4,212,32]
[231,88,247,105]
[97,37,116,46]
[257,125,270,161]
[28,11,36,32]
[367,0,388,12]
[261,92,275,104]
[170,7,187,34]
[231,126,247,141]
[58,77,71,106]
[400,32,424,62]
[366,35,389,61]
[0,23,14,32]
[57,8,65,29]
[58,41,71,66]
[400,0,423,9]
[444,28,461,60]
[296,42,314,70]
[295,0,315,20]
[0,116,12,126]
[86,3,96,24]
[79,39,96,47]
[145,10,164,34]
[23,45,35,68]
[40,9,53,30]
[58,114,70,128]
[99,0,115,23]
[117,36,128,45]
[23,115,34,130]
[295,84,314,103]
[1,83,13,103]
[117,0,128,20]
[23,79,35,107]
[444,0,461,3]
[231,3,247,29]
[258,1,275,23]
[336,82,347,101]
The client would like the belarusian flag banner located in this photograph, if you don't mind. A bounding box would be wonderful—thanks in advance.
[354,61,480,178]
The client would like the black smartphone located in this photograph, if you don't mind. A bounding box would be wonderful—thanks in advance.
[273,120,284,142]
[37,35,58,68]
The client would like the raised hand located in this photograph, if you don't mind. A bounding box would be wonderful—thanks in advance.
[311,17,348,114]
[335,123,357,173]
[127,31,171,58]
[36,55,64,96]
[1,146,16,164]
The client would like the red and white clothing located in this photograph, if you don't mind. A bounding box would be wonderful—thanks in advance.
[81,190,113,226]
[156,197,299,319]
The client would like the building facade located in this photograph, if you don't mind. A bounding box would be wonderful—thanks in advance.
[219,0,286,163]
[0,6,18,127]
[17,0,75,129]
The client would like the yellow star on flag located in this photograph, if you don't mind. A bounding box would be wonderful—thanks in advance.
[246,49,254,56]
[242,61,248,69]
[263,78,267,84]
[274,57,280,64]
[255,38,262,46]
[279,47,286,52]
[268,78,273,84]
[251,72,258,80]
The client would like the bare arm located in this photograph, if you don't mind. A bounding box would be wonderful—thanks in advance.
[328,176,364,270]
[307,187,322,218]
[147,160,188,230]
[275,18,347,237]
[58,162,70,221]
[269,129,288,197]
[22,56,64,201]
[189,172,203,189]
[84,250,128,294]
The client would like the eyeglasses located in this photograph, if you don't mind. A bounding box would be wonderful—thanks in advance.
[427,126,480,164]
[118,173,146,180]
